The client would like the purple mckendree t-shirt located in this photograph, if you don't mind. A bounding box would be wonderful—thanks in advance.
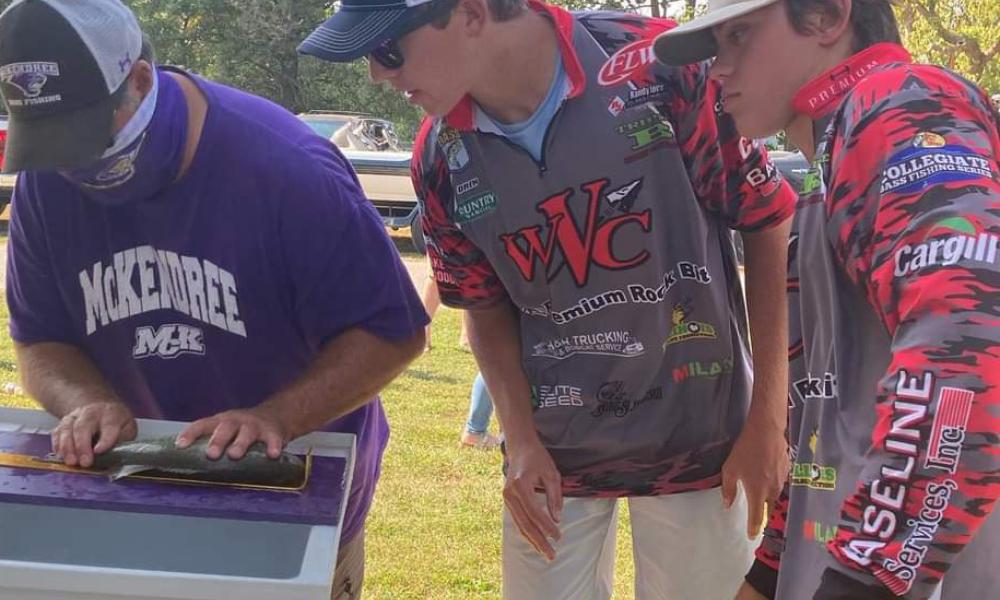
[5,68,428,542]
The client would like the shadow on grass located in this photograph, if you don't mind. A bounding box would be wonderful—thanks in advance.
[404,368,458,384]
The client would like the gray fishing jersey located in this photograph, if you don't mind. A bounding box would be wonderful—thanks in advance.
[750,44,1000,600]
[412,4,794,497]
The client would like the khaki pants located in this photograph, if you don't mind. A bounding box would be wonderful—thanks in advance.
[331,529,366,600]
[502,488,756,600]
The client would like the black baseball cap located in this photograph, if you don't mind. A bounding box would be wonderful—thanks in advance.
[299,0,455,63]
[0,0,143,173]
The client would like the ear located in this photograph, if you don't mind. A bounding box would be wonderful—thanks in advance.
[813,0,853,48]
[128,60,155,97]
[456,0,489,37]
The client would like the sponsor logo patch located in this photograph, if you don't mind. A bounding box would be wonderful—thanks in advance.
[0,61,61,106]
[455,192,497,224]
[607,95,625,116]
[591,381,662,418]
[793,372,838,402]
[520,261,712,325]
[672,357,734,383]
[839,370,935,575]
[438,127,470,172]
[664,301,716,347]
[880,134,993,195]
[598,38,656,87]
[893,217,999,277]
[500,178,652,287]
[133,324,205,359]
[455,177,480,196]
[625,83,667,109]
[738,138,782,196]
[874,479,958,595]
[791,461,837,490]
[532,385,584,409]
[803,520,837,545]
[925,386,974,473]
[531,330,644,360]
[616,114,676,163]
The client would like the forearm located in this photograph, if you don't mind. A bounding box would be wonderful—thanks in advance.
[256,327,424,440]
[740,219,791,429]
[465,301,538,447]
[14,341,123,418]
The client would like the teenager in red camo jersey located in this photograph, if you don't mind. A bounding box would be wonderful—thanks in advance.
[300,0,797,597]
[656,1,999,599]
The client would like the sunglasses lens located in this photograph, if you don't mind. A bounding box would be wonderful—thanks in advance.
[371,40,404,69]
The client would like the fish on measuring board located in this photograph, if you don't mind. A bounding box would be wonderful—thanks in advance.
[79,436,307,487]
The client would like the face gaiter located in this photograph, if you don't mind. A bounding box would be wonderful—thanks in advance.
[60,69,188,207]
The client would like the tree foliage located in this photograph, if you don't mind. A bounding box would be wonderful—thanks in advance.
[896,0,1000,93]
[0,0,994,141]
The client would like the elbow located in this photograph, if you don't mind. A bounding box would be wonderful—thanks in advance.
[399,328,426,365]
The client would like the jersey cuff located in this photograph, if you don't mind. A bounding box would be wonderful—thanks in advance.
[812,567,899,600]
[745,559,778,600]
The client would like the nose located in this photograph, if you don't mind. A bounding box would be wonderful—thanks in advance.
[708,54,732,86]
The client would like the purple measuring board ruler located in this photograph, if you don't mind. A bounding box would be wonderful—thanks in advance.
[0,432,346,525]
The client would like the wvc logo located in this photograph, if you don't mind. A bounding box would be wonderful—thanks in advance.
[133,324,206,359]
[500,178,652,286]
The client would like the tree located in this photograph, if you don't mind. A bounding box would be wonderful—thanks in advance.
[1,0,995,141]
[896,0,1000,93]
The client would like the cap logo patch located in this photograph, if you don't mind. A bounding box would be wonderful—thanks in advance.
[0,61,61,106]
[118,53,133,74]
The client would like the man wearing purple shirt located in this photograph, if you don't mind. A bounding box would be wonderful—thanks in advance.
[0,1,428,598]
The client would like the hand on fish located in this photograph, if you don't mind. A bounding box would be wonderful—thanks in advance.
[90,436,306,486]
[176,407,289,461]
[51,401,138,469]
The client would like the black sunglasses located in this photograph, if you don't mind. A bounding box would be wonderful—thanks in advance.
[370,39,405,70]
[367,0,458,70]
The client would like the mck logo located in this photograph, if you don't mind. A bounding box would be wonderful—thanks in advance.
[133,324,206,359]
[499,178,652,286]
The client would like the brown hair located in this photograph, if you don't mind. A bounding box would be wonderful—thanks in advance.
[428,0,526,30]
[785,0,901,51]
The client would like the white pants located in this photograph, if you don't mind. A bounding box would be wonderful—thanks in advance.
[503,488,755,600]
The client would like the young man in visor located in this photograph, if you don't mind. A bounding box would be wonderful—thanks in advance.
[302,0,797,598]
[655,1,999,599]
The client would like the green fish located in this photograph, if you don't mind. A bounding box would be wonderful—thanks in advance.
[89,436,306,487]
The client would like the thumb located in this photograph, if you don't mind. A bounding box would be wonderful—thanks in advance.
[720,468,738,509]
[543,471,563,524]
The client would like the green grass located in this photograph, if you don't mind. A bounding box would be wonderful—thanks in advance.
[0,294,638,598]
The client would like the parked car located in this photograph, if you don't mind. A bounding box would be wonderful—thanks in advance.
[0,115,14,215]
[299,111,424,251]
[298,111,405,152]
[342,148,424,252]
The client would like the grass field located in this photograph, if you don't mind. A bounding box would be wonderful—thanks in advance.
[0,257,640,599]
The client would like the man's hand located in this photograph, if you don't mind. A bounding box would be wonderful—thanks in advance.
[51,401,137,468]
[176,407,288,460]
[733,581,769,600]
[503,439,563,561]
[721,414,789,538]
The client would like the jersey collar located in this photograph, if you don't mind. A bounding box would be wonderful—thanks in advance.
[792,43,912,120]
[444,0,585,130]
